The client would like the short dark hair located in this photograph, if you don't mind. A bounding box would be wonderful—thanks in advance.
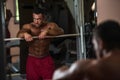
[93,20,120,51]
[33,7,46,14]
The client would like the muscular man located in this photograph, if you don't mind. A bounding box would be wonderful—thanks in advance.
[52,20,120,80]
[17,8,64,80]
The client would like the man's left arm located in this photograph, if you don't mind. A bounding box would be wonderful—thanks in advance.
[47,22,64,36]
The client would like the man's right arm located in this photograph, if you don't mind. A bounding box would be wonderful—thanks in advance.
[17,24,31,38]
[52,60,82,80]
[52,59,93,80]
[17,24,33,41]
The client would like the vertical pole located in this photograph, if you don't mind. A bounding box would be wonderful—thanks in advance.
[80,0,86,59]
[74,0,86,60]
[74,0,81,59]
[0,0,7,80]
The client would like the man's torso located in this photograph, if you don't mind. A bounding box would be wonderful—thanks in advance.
[28,23,51,57]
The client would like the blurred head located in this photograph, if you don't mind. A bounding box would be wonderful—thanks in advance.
[32,8,46,27]
[92,20,120,58]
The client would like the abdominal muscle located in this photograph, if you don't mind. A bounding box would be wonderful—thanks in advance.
[28,39,51,57]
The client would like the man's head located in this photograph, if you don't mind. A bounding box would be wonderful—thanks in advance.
[92,20,120,58]
[32,8,46,27]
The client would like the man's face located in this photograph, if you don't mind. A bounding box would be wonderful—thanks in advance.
[33,13,44,27]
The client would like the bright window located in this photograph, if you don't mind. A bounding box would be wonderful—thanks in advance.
[15,0,19,23]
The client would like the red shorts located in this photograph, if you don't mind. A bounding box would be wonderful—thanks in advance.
[26,54,55,80]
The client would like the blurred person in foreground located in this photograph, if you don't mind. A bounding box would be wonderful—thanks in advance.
[52,20,120,80]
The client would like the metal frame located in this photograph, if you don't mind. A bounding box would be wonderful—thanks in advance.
[74,0,86,59]
[0,1,7,80]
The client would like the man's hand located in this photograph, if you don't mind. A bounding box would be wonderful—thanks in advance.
[24,33,33,41]
[38,30,48,39]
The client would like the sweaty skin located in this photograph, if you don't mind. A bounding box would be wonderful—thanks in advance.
[17,22,64,57]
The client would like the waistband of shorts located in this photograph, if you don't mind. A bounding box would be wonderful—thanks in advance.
[28,53,50,58]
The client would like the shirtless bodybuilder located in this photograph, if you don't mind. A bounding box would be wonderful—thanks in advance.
[17,8,64,80]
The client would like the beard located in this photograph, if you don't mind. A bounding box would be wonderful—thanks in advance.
[36,24,40,27]
[34,23,41,27]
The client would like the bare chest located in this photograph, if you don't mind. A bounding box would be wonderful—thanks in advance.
[31,27,41,35]
[30,26,48,36]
